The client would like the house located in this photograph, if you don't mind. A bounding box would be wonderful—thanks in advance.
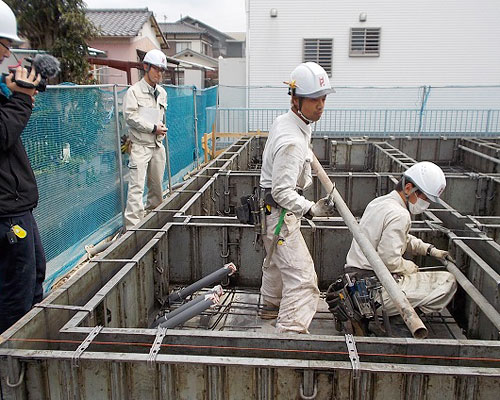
[159,17,245,88]
[86,8,169,85]
[159,20,221,88]
[178,16,237,58]
[246,0,500,108]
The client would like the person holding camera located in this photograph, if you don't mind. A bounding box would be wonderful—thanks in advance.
[0,0,45,333]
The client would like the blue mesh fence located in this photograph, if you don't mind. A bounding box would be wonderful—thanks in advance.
[19,84,215,292]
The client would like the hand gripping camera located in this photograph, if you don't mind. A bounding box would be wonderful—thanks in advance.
[3,54,60,92]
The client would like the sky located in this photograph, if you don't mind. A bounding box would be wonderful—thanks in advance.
[84,0,246,33]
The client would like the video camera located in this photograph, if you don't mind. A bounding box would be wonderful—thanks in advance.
[2,54,60,92]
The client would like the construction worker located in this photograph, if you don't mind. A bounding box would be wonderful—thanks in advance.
[259,62,336,334]
[123,49,168,229]
[0,0,44,333]
[343,161,457,317]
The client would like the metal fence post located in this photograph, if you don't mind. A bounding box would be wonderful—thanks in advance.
[113,85,126,229]
[193,86,199,169]
[418,85,431,134]
[163,104,173,195]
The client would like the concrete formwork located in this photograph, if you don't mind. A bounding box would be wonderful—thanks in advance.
[1,136,500,399]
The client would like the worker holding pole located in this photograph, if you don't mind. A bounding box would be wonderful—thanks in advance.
[329,162,457,335]
[258,62,336,334]
[122,49,168,230]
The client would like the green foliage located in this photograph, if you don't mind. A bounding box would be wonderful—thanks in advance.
[5,0,98,84]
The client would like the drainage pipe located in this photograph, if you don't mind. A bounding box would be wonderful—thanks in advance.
[157,293,220,329]
[168,263,237,304]
[311,156,428,339]
[443,258,500,333]
[151,285,223,328]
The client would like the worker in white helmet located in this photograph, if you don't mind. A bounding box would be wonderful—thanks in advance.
[259,62,336,334]
[343,161,457,317]
[0,0,45,333]
[123,49,168,229]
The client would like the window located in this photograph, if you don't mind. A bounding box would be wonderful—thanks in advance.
[350,28,381,57]
[175,42,191,53]
[202,43,210,56]
[303,39,333,76]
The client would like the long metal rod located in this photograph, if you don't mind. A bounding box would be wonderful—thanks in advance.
[163,106,173,195]
[113,85,127,229]
[168,263,236,304]
[458,145,500,165]
[443,259,500,333]
[193,86,200,169]
[311,155,428,339]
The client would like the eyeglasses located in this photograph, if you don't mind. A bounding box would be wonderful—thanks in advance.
[150,65,166,73]
[0,41,11,52]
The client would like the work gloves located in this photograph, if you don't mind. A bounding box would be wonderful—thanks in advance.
[427,245,449,260]
[305,197,336,219]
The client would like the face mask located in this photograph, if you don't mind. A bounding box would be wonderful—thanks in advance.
[408,197,430,215]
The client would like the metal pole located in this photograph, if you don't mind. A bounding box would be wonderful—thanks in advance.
[163,102,172,195]
[113,85,127,230]
[193,86,200,169]
[443,259,500,333]
[168,263,236,304]
[311,155,428,339]
[458,145,500,165]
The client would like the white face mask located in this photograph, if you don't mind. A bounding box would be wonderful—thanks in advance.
[408,197,430,214]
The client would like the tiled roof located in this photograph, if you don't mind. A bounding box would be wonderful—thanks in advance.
[158,22,206,35]
[86,8,152,37]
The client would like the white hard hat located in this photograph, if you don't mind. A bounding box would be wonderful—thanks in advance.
[0,0,23,44]
[143,49,167,70]
[403,161,446,203]
[285,62,335,98]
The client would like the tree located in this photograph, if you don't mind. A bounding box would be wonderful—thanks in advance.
[5,0,98,83]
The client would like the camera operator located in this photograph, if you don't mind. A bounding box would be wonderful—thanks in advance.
[0,0,45,333]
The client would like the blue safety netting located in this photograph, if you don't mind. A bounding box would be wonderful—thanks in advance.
[18,84,216,292]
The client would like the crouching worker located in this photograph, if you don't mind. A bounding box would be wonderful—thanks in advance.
[327,161,457,335]
[258,62,336,334]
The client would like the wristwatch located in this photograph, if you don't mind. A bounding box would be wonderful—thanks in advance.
[426,244,435,256]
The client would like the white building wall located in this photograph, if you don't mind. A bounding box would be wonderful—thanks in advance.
[185,69,203,89]
[247,0,500,108]
[135,19,162,49]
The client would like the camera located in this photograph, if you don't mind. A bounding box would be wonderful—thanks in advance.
[3,54,60,92]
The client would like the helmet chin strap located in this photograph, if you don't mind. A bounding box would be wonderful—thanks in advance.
[296,97,314,124]
[401,175,418,211]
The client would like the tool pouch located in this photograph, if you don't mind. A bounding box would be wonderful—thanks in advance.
[236,188,261,227]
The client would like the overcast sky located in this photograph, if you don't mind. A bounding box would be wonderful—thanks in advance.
[84,0,246,33]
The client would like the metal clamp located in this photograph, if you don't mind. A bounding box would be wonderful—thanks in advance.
[345,334,360,379]
[148,327,167,368]
[72,325,103,367]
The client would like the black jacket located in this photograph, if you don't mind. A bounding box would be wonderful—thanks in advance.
[0,92,38,216]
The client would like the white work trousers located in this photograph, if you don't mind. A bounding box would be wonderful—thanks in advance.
[125,143,166,229]
[381,271,457,316]
[260,208,320,333]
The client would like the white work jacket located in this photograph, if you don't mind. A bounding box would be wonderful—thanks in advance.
[123,78,167,147]
[260,110,315,217]
[345,190,432,275]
